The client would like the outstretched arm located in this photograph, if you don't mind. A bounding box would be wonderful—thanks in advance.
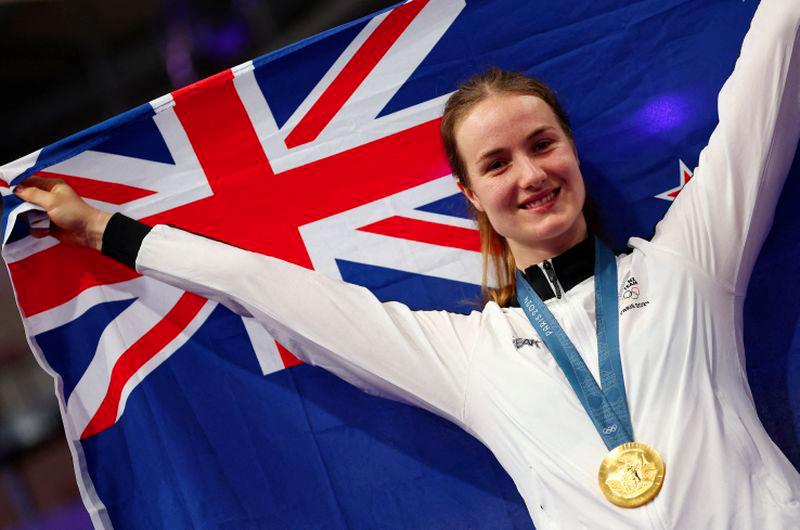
[651,0,800,293]
[13,178,481,426]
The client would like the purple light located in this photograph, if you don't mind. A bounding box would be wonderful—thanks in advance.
[198,21,249,59]
[164,24,198,88]
[633,94,690,135]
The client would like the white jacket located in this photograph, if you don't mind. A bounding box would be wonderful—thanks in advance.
[130,0,800,527]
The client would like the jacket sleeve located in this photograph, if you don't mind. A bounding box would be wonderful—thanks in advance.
[650,0,800,294]
[132,222,482,426]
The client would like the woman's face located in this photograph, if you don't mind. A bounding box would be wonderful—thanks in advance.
[455,93,587,264]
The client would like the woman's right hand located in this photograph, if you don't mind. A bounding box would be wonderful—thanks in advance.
[13,176,112,251]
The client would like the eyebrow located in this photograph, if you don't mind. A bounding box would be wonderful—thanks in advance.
[475,126,557,164]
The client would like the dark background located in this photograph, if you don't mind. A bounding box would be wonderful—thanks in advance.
[0,1,397,528]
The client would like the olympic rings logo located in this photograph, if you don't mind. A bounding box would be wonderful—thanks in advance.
[603,424,618,435]
[622,286,640,300]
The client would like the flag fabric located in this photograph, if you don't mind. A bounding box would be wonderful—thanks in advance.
[2,0,798,528]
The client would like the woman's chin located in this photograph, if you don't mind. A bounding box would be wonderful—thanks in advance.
[515,216,585,250]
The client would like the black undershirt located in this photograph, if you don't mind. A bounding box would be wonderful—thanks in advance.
[511,236,596,305]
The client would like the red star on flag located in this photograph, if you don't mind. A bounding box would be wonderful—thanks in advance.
[655,159,694,201]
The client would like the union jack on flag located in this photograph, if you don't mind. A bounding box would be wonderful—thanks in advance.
[3,1,796,529]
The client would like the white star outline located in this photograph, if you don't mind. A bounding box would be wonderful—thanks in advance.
[655,159,694,202]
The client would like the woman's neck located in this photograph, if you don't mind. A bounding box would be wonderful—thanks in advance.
[509,217,589,271]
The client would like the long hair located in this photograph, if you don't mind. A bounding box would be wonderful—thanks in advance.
[440,67,593,307]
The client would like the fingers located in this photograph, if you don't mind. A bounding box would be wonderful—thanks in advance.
[12,175,70,208]
[14,184,53,209]
[20,175,64,192]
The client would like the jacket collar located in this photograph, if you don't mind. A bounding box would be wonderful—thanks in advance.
[510,236,595,305]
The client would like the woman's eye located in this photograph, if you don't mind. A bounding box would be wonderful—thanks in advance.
[534,139,554,151]
[486,160,507,172]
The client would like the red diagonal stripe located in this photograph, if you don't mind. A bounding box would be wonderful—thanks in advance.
[0,178,8,187]
[10,245,140,317]
[80,292,206,439]
[276,342,302,369]
[358,216,480,252]
[284,0,429,148]
[36,171,156,205]
[170,69,273,193]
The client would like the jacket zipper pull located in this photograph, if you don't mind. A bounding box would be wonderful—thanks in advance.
[542,260,562,299]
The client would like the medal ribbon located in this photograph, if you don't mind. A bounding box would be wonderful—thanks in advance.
[515,237,634,450]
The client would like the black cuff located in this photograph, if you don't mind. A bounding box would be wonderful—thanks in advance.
[101,213,152,270]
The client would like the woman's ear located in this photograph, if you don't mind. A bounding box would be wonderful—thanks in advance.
[457,179,484,212]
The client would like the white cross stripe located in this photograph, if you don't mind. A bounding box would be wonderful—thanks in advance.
[22,276,149,336]
[241,316,286,375]
[63,280,186,438]
[0,148,42,186]
[299,175,486,286]
[233,0,464,174]
[113,300,217,433]
[44,105,213,221]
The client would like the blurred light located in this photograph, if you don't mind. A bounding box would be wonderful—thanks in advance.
[198,21,249,59]
[633,94,689,134]
[164,24,198,88]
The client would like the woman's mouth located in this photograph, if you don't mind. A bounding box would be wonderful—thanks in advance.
[519,188,560,211]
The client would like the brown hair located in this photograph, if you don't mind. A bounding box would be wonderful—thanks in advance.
[440,67,578,307]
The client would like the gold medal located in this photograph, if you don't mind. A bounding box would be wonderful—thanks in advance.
[598,442,665,508]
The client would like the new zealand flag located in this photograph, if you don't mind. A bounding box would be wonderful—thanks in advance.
[2,1,798,528]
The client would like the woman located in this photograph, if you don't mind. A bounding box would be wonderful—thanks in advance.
[13,0,800,527]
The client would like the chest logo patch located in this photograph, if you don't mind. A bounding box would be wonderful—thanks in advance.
[619,276,650,315]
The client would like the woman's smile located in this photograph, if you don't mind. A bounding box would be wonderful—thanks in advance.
[518,187,561,212]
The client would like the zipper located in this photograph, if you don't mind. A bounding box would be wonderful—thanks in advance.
[541,260,562,299]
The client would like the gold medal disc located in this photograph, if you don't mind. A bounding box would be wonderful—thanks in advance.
[598,442,665,508]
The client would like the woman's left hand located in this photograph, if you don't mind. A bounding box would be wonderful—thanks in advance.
[13,175,112,251]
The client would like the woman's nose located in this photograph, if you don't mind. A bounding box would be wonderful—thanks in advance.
[517,156,547,189]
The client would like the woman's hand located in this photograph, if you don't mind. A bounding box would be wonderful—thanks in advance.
[13,176,112,251]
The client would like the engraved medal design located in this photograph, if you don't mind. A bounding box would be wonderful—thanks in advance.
[598,442,665,508]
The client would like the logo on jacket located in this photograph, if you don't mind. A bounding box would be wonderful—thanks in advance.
[623,285,640,300]
[513,337,542,350]
[619,276,650,315]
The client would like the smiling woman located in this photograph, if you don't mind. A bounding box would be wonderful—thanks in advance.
[440,68,589,306]
[457,94,586,262]
[8,0,800,527]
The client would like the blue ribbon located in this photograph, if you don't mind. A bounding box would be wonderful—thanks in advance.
[515,237,634,450]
